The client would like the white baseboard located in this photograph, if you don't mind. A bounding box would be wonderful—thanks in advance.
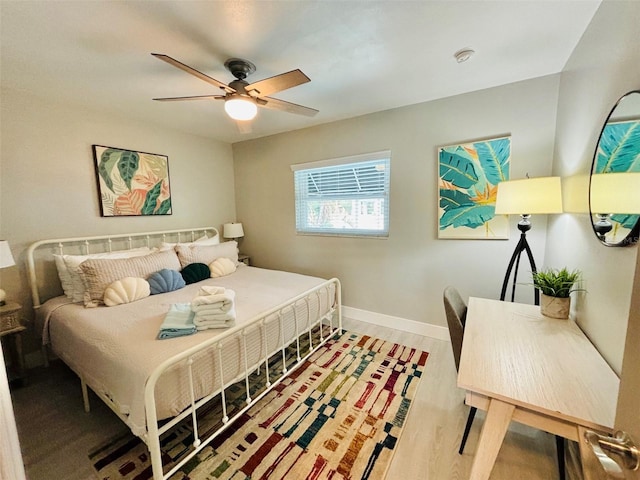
[341,305,450,342]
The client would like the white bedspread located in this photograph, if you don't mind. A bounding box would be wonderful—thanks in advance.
[37,266,335,437]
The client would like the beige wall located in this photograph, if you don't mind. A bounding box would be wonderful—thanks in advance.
[0,87,236,351]
[2,1,635,379]
[546,0,640,374]
[233,75,560,328]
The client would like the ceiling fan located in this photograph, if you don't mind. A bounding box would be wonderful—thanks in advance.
[152,53,318,131]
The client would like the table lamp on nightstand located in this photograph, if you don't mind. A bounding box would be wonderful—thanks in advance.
[0,241,16,306]
[223,223,244,242]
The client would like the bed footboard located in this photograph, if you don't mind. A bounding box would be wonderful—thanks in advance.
[143,277,342,480]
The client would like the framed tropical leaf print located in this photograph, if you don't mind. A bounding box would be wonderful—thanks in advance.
[92,145,172,217]
[438,136,510,239]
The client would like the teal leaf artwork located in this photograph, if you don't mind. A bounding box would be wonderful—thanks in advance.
[596,121,640,173]
[117,151,140,191]
[439,189,474,211]
[155,198,172,215]
[611,213,640,229]
[440,204,496,229]
[474,138,510,184]
[141,181,163,215]
[92,145,172,217]
[438,136,510,239]
[439,148,478,189]
[98,148,121,193]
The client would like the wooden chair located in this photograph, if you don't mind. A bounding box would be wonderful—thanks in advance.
[443,286,477,455]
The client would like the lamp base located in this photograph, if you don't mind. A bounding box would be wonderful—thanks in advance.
[500,230,539,305]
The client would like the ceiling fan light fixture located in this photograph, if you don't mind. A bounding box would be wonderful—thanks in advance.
[224,97,258,121]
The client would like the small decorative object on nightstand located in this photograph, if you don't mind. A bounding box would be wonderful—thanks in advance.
[238,254,251,266]
[0,302,26,387]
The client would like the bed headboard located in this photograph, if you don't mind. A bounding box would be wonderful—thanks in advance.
[26,227,219,309]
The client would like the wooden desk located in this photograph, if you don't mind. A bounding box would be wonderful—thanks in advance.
[457,297,619,480]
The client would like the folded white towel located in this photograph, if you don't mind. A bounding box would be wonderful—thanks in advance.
[194,305,237,330]
[191,286,235,313]
[198,285,226,296]
[191,285,237,330]
[194,317,236,330]
[194,309,236,323]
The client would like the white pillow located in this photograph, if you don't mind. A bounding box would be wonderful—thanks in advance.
[175,241,238,269]
[57,247,152,302]
[195,234,220,246]
[161,233,219,249]
[54,255,75,299]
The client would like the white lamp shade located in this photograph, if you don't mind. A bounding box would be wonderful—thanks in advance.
[0,241,15,269]
[590,172,640,214]
[224,98,257,121]
[494,176,563,215]
[223,223,245,239]
[561,175,590,214]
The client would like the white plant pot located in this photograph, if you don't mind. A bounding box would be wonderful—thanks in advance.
[540,293,570,319]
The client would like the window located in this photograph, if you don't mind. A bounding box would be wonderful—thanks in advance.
[291,151,391,237]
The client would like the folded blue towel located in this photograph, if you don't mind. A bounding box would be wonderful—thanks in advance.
[158,303,197,340]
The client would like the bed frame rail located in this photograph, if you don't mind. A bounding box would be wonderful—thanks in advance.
[144,277,342,480]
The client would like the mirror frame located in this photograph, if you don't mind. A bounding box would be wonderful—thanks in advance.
[589,90,640,247]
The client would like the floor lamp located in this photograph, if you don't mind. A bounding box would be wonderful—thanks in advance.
[494,177,563,305]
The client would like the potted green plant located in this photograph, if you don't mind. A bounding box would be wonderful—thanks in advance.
[531,267,585,319]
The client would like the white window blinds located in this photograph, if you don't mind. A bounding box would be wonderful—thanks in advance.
[291,151,391,237]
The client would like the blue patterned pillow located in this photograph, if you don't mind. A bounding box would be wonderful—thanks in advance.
[148,269,185,295]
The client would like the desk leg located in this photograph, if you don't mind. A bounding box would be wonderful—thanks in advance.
[468,398,515,480]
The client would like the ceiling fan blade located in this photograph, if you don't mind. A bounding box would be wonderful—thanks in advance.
[152,53,235,93]
[245,69,310,97]
[236,120,253,134]
[259,96,319,117]
[153,95,225,101]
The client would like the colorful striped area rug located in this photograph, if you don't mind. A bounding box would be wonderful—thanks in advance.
[89,331,429,480]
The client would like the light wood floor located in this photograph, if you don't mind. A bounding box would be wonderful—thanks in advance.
[10,318,577,479]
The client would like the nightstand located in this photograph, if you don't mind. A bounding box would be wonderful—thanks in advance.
[0,302,26,387]
[238,254,251,266]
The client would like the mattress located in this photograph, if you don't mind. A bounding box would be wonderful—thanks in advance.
[37,266,336,436]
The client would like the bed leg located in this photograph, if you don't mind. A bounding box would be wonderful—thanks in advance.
[147,429,164,480]
[81,379,91,413]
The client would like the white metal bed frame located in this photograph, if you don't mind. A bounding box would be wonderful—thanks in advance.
[26,227,342,480]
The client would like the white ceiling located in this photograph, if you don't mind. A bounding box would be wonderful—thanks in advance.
[0,1,601,144]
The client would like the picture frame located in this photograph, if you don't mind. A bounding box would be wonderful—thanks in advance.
[92,145,172,217]
[438,135,510,239]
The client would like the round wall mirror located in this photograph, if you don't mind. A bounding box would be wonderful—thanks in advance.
[589,90,640,246]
